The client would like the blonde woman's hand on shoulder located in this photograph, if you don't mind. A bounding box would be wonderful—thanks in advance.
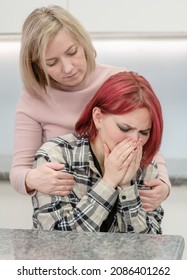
[139,179,170,211]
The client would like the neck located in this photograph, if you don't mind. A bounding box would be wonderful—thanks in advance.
[49,71,93,92]
[50,79,87,92]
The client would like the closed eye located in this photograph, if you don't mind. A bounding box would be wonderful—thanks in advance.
[67,48,77,56]
[46,59,57,67]
[140,130,151,136]
[66,45,78,56]
[117,125,131,133]
[117,124,151,136]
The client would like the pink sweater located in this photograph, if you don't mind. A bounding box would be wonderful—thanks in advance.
[10,64,171,194]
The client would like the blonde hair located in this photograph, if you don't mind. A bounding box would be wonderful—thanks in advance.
[20,5,96,97]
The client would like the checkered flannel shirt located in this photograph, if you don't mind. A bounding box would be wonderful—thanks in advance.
[32,134,164,234]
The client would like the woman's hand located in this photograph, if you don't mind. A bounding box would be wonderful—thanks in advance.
[102,138,138,188]
[138,179,170,211]
[119,142,142,188]
[25,162,75,196]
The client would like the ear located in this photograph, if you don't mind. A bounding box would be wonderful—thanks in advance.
[92,107,103,129]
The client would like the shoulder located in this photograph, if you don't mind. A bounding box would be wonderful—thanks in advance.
[16,88,46,111]
[36,134,89,157]
[86,64,127,92]
[17,86,59,106]
[95,63,127,78]
[34,134,90,167]
[16,88,58,122]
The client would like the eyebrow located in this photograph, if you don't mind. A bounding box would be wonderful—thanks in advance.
[117,123,151,132]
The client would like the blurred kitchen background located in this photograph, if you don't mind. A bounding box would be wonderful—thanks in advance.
[0,0,187,259]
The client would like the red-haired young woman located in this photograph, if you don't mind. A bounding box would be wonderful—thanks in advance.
[32,71,166,234]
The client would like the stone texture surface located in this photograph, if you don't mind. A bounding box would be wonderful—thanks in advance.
[0,228,184,260]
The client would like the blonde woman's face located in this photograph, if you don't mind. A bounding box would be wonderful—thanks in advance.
[44,30,87,91]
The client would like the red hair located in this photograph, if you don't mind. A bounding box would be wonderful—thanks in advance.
[75,71,163,166]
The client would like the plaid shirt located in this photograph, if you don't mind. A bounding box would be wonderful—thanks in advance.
[32,134,164,234]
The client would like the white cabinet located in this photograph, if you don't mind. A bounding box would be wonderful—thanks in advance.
[69,0,187,32]
[0,0,187,33]
[0,0,67,33]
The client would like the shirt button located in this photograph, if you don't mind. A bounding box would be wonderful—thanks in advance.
[127,225,134,231]
[121,195,126,200]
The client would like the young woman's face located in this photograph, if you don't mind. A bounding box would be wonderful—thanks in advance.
[93,107,152,151]
[44,30,87,90]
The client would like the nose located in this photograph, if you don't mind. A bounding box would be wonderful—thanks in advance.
[129,131,139,141]
[60,58,73,74]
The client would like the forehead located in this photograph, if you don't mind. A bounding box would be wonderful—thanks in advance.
[45,30,76,55]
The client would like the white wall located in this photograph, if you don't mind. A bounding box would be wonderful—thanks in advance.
[1,0,187,33]
[69,0,187,33]
[0,0,68,33]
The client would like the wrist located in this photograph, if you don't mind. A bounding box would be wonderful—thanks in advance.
[25,169,35,194]
[160,179,170,198]
[119,181,131,189]
[102,176,117,189]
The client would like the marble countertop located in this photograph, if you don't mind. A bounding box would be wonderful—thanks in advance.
[0,228,185,260]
